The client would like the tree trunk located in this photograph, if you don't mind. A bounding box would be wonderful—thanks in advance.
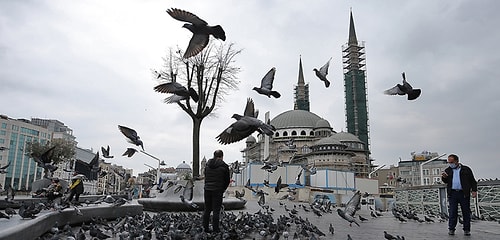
[192,117,202,178]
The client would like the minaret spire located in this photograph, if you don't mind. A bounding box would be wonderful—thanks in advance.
[294,55,310,111]
[348,10,358,45]
[298,55,305,85]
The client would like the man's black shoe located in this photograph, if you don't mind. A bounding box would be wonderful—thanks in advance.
[448,229,455,235]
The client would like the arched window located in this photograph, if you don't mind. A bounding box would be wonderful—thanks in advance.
[275,132,280,137]
[301,130,306,135]
[283,131,288,137]
[310,131,314,136]
[291,131,297,136]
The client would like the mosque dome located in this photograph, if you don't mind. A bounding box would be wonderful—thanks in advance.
[314,136,344,146]
[271,110,328,129]
[315,119,331,129]
[176,161,192,170]
[331,132,363,143]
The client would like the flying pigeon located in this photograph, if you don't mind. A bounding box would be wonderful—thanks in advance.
[337,190,361,227]
[154,81,199,103]
[295,168,303,186]
[274,176,289,193]
[216,98,275,145]
[313,57,332,88]
[0,161,10,174]
[0,146,8,151]
[180,179,199,209]
[122,148,138,157]
[384,72,421,100]
[166,8,226,58]
[253,67,281,98]
[32,145,58,174]
[101,145,114,158]
[118,125,144,150]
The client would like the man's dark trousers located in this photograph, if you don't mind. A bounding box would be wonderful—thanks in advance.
[203,189,224,232]
[448,190,471,231]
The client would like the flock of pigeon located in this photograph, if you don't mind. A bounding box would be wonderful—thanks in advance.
[149,7,423,146]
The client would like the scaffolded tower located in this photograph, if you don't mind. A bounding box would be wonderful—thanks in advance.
[294,56,310,111]
[342,11,370,154]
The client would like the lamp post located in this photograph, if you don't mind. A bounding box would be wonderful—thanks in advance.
[140,150,166,185]
[368,164,386,179]
[420,153,446,186]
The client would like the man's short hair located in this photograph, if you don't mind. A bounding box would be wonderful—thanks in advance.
[214,150,224,158]
[448,154,459,162]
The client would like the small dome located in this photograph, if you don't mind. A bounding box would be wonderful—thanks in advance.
[315,119,331,129]
[314,136,344,146]
[331,132,363,143]
[176,161,191,170]
[246,135,256,144]
[271,110,327,129]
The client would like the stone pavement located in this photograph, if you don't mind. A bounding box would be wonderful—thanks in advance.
[238,198,500,240]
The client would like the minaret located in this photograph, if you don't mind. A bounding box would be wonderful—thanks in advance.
[342,11,370,154]
[294,56,310,111]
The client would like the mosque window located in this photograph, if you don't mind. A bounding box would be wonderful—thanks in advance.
[291,131,297,136]
[310,131,314,136]
[301,130,306,136]
[275,132,280,137]
[283,131,288,137]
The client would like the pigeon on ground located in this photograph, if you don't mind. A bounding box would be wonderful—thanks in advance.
[384,72,421,100]
[0,211,9,219]
[313,57,332,88]
[32,145,58,174]
[154,81,199,103]
[337,191,361,226]
[112,197,127,207]
[274,176,289,193]
[216,98,275,145]
[166,8,226,58]
[0,161,10,174]
[235,189,245,200]
[5,207,16,217]
[122,148,138,157]
[118,125,144,150]
[359,215,368,222]
[253,67,281,98]
[384,231,398,240]
[101,145,114,158]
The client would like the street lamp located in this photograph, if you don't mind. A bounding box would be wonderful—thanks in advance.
[420,153,446,186]
[368,165,386,179]
[140,150,166,184]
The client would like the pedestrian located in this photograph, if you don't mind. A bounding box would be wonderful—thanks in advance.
[46,178,63,203]
[67,172,84,205]
[203,149,230,233]
[441,154,477,236]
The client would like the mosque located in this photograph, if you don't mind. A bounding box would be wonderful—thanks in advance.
[241,11,371,179]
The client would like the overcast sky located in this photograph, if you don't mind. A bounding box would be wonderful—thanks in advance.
[1,0,499,179]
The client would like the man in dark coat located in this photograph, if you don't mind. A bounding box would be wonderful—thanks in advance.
[441,154,477,236]
[203,150,230,233]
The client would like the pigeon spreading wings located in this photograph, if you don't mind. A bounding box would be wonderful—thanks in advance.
[253,67,281,98]
[313,57,332,88]
[32,146,58,173]
[154,81,199,103]
[101,145,114,158]
[118,125,144,150]
[166,8,226,59]
[180,179,199,209]
[216,98,275,145]
[337,190,362,226]
[122,148,138,157]
[274,176,289,193]
[384,72,421,100]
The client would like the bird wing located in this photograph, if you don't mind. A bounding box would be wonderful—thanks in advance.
[41,146,56,163]
[154,82,186,94]
[383,85,405,95]
[319,58,331,76]
[182,179,195,201]
[184,33,209,58]
[344,191,361,217]
[259,67,276,90]
[118,125,139,142]
[0,161,10,169]
[166,8,207,25]
[243,98,256,117]
[164,94,187,104]
[216,117,259,144]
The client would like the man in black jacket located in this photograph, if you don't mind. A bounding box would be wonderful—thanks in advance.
[203,150,230,233]
[441,154,477,236]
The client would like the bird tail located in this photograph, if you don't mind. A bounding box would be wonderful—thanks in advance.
[259,123,276,136]
[211,25,226,41]
[407,89,421,100]
[324,80,330,88]
[270,91,281,98]
[188,87,199,102]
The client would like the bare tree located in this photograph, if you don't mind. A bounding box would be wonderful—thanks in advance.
[155,42,242,177]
